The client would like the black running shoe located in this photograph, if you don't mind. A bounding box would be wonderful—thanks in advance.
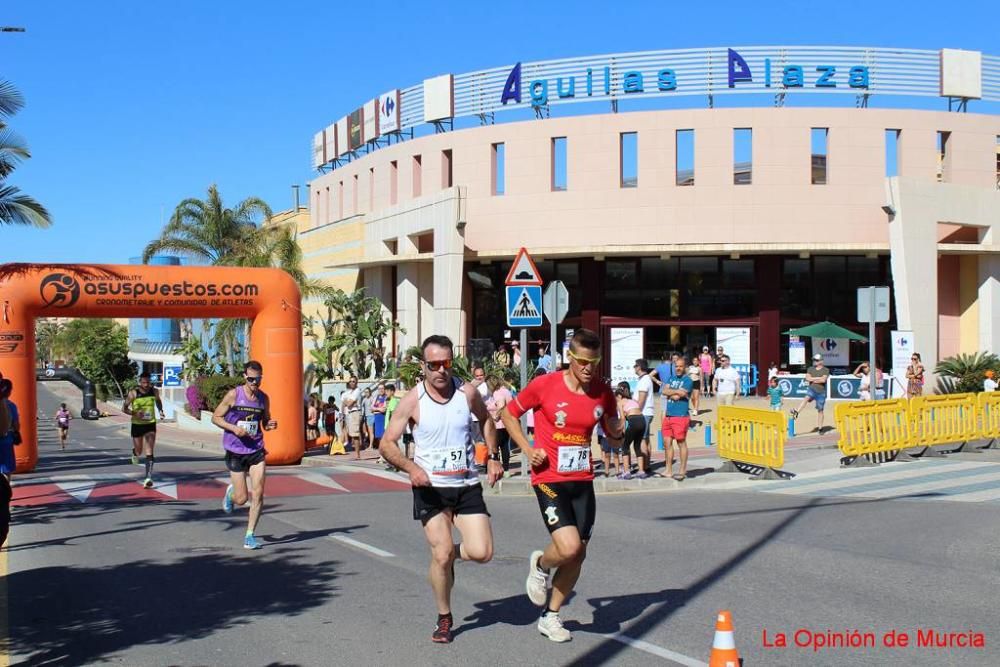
[432,615,453,643]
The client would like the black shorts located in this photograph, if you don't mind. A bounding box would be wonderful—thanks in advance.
[412,484,489,525]
[131,423,156,438]
[225,448,266,473]
[533,481,596,541]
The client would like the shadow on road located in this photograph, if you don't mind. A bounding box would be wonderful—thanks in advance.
[8,547,344,665]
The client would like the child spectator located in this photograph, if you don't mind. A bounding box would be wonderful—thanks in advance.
[767,377,783,411]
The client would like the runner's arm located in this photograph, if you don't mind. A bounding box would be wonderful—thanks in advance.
[211,389,246,437]
[261,393,277,430]
[379,391,429,486]
[500,379,545,466]
[154,388,165,417]
[122,390,135,415]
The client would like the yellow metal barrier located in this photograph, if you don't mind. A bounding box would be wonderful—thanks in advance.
[910,393,978,451]
[717,406,786,478]
[835,399,911,462]
[977,392,1000,448]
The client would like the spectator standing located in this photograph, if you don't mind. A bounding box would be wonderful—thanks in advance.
[470,366,488,462]
[698,347,715,396]
[537,346,553,372]
[906,353,925,398]
[661,357,692,481]
[791,354,831,431]
[854,362,885,401]
[713,355,742,406]
[686,359,702,417]
[768,362,779,383]
[341,376,363,459]
[767,377,783,411]
[323,397,339,439]
[511,341,522,367]
[633,360,655,474]
[485,376,514,474]
[617,382,648,479]
[984,370,997,392]
[0,378,19,481]
[370,383,388,451]
[305,394,321,442]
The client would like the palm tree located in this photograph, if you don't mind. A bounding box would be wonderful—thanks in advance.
[0,78,51,228]
[142,184,272,264]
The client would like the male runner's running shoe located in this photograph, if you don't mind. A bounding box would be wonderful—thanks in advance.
[537,612,571,642]
[222,484,234,513]
[143,477,153,489]
[244,534,261,550]
[431,615,453,643]
[130,453,140,465]
[526,550,550,606]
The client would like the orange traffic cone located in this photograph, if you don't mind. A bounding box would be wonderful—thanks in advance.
[709,610,741,667]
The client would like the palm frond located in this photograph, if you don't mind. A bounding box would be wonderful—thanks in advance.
[0,79,25,118]
[0,185,51,227]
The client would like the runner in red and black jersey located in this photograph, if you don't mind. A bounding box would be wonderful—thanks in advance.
[501,328,623,643]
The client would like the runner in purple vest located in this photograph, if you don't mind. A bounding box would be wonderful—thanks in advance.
[212,360,277,550]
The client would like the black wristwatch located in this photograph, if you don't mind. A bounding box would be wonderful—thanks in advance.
[489,452,501,462]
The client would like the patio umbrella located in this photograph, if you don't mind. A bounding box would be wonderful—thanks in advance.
[782,320,868,342]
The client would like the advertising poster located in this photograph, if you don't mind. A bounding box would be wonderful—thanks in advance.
[891,330,915,398]
[610,327,643,390]
[813,337,849,367]
[716,327,750,365]
[789,335,806,366]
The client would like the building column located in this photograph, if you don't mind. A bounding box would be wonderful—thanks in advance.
[396,234,420,353]
[580,258,602,333]
[756,256,781,396]
[432,188,465,345]
[979,255,1000,355]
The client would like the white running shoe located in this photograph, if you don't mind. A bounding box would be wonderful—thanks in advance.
[526,550,549,607]
[537,612,571,642]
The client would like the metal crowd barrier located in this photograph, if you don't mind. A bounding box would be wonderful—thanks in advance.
[716,405,786,480]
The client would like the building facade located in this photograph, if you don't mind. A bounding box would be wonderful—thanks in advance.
[303,46,1000,385]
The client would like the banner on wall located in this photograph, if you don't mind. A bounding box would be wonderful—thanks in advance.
[789,335,806,366]
[891,330,915,398]
[610,327,643,390]
[813,337,849,367]
[716,327,750,365]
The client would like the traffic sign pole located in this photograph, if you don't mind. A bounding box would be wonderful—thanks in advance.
[868,286,876,399]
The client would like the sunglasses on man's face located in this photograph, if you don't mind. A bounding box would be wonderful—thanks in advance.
[567,350,601,367]
[245,376,262,384]
[424,359,453,372]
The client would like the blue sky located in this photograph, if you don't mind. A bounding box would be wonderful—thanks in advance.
[2,0,997,263]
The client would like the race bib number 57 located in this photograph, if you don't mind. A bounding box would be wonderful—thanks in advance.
[557,446,591,473]
[432,446,469,476]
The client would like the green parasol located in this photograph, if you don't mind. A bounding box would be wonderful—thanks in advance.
[782,320,868,342]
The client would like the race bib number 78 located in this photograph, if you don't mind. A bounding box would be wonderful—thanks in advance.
[557,446,591,473]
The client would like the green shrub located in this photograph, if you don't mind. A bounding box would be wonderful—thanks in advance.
[935,352,1000,394]
[196,375,243,411]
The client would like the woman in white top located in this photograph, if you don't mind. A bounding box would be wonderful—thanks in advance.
[686,359,702,417]
[853,362,885,401]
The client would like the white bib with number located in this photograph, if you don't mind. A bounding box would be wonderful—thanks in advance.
[237,420,259,437]
[557,446,591,473]
[430,445,469,476]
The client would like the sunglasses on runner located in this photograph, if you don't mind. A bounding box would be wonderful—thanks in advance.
[567,350,602,367]
[424,359,453,372]
[245,375,262,383]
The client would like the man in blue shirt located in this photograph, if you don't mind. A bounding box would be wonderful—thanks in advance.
[661,357,692,482]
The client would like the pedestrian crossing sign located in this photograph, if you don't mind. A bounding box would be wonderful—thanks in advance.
[506,285,543,327]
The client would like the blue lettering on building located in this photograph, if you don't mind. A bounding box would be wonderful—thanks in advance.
[501,62,522,105]
[502,48,871,108]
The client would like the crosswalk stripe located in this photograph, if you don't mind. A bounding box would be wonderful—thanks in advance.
[832,469,1000,499]
[792,464,1000,497]
[55,479,96,503]
[762,461,982,494]
[297,472,351,493]
[757,459,969,491]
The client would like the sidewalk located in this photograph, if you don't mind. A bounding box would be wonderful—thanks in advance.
[41,383,844,495]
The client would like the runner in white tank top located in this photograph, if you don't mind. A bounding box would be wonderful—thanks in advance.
[380,335,503,644]
[412,376,479,487]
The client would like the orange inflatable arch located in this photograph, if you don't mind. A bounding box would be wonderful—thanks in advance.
[0,263,304,472]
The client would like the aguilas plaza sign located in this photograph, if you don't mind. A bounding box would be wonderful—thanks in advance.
[501,48,871,107]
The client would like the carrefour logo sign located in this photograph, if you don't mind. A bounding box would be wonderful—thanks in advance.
[500,48,870,108]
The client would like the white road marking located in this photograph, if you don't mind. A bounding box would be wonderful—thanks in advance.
[151,481,178,499]
[297,472,351,493]
[599,632,708,666]
[55,479,96,504]
[328,535,395,558]
[763,461,983,494]
[348,467,409,483]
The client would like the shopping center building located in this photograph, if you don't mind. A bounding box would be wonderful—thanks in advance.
[298,46,1000,387]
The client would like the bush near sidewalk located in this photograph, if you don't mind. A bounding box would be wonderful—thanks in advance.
[935,352,1000,394]
[195,375,243,413]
